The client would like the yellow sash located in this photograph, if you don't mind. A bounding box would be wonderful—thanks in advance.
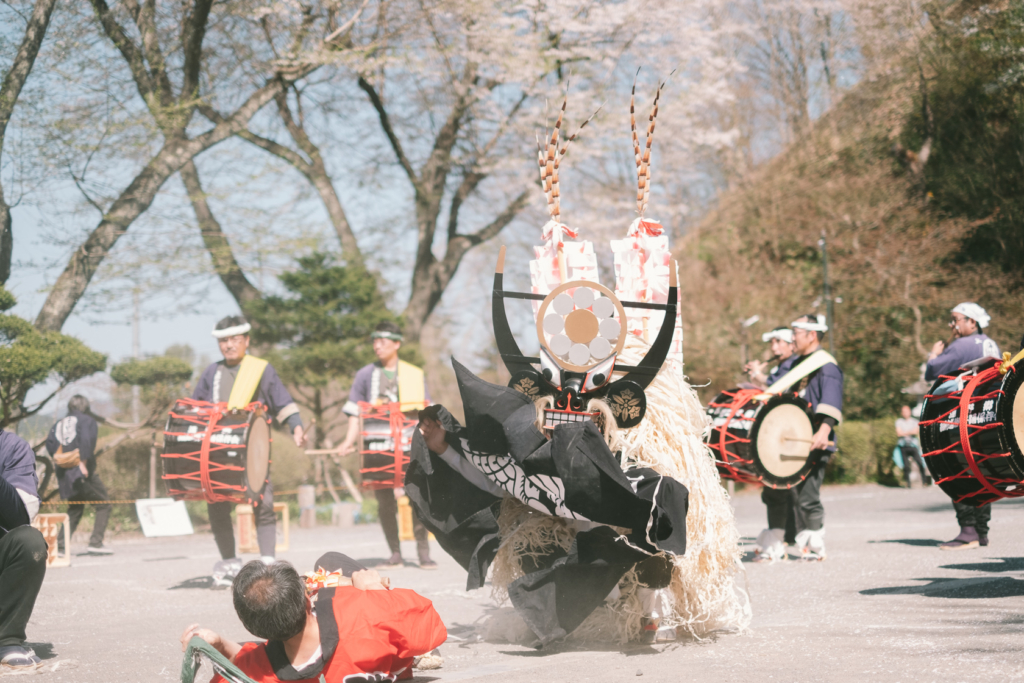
[397,360,426,411]
[758,349,837,399]
[227,355,269,409]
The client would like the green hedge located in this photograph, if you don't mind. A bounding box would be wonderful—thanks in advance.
[825,419,903,486]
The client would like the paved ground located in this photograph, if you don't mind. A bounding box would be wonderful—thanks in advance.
[12,483,1024,682]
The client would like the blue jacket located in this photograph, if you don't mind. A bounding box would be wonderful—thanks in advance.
[795,354,844,455]
[925,333,1000,381]
[45,409,98,500]
[193,359,302,432]
[766,354,798,387]
[0,430,38,535]
[342,362,430,417]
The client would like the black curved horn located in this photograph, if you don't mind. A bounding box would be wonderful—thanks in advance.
[492,246,536,377]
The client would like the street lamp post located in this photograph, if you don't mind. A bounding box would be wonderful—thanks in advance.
[818,232,835,355]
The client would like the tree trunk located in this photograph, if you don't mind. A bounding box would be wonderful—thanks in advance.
[35,79,290,331]
[0,0,60,284]
[180,159,262,313]
[402,189,529,341]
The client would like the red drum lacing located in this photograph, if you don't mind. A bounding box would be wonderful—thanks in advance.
[359,402,418,490]
[163,398,266,504]
[920,365,1024,505]
[707,388,765,486]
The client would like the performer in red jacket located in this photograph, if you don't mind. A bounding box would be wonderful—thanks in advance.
[181,554,446,683]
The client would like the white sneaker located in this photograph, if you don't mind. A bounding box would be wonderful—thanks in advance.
[753,528,787,563]
[637,587,676,643]
[212,557,243,587]
[794,528,826,561]
[260,556,276,565]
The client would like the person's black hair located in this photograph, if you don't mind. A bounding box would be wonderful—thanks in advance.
[232,561,307,641]
[796,314,825,341]
[771,326,789,333]
[68,395,90,414]
[374,320,403,336]
[215,315,249,334]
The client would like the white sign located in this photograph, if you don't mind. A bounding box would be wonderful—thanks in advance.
[135,498,194,537]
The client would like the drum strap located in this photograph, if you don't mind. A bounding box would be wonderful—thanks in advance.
[397,360,426,411]
[760,349,837,397]
[227,355,269,410]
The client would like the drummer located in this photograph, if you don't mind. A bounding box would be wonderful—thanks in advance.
[745,327,797,389]
[924,302,999,550]
[338,322,435,570]
[193,315,306,584]
[759,314,843,562]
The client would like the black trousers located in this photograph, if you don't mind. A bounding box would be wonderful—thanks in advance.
[67,473,111,547]
[0,526,47,647]
[374,488,429,558]
[762,456,828,536]
[314,552,366,576]
[954,502,991,535]
[208,481,276,559]
[899,442,931,486]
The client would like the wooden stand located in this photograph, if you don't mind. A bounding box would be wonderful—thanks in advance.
[397,496,414,541]
[31,513,71,568]
[236,503,290,554]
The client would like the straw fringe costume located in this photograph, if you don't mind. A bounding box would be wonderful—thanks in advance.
[406,85,749,645]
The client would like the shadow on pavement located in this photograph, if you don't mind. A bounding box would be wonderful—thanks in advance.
[168,576,226,590]
[24,642,57,660]
[868,538,942,547]
[499,642,666,658]
[861,576,1024,599]
[940,557,1024,573]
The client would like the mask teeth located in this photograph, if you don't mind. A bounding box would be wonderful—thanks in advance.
[543,409,597,429]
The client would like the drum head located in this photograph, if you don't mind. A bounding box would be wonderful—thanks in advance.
[998,364,1024,480]
[750,396,814,488]
[246,416,271,498]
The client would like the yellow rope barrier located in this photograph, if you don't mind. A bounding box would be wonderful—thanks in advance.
[38,489,325,505]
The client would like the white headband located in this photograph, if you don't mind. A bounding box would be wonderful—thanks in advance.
[212,322,251,338]
[762,329,794,344]
[951,302,990,329]
[792,315,828,333]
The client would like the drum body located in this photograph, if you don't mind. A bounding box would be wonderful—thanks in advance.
[920,358,1024,507]
[359,402,418,490]
[706,388,816,489]
[162,399,271,504]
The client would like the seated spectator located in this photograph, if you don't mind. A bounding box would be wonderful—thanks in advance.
[181,553,446,682]
[0,430,48,670]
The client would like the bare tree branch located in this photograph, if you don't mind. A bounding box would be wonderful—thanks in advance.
[0,0,58,284]
[180,159,262,312]
[181,0,213,100]
[357,75,419,190]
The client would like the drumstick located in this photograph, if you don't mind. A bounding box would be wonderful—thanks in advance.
[781,437,835,446]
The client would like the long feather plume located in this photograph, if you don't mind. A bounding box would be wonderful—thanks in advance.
[633,71,674,217]
[538,85,602,226]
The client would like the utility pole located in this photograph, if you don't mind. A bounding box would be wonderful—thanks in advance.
[818,232,835,354]
[131,289,141,423]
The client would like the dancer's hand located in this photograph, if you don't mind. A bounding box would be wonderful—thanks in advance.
[418,418,448,454]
